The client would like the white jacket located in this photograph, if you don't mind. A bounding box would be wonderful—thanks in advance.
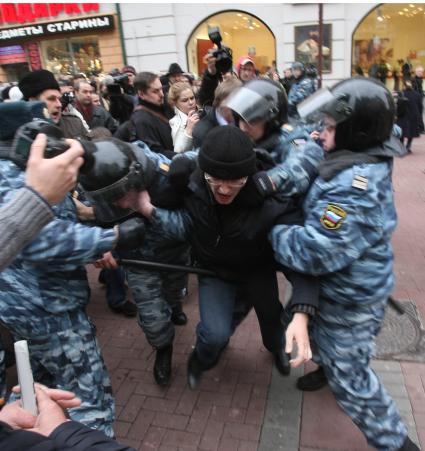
[169,108,194,153]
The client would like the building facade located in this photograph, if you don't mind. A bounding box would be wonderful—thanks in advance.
[0,2,124,82]
[119,3,425,88]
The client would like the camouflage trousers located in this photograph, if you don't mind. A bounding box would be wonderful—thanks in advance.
[311,297,407,450]
[126,268,187,349]
[0,310,115,438]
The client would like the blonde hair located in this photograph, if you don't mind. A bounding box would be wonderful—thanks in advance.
[167,81,193,108]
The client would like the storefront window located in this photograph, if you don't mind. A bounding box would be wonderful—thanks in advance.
[186,11,275,76]
[352,3,425,91]
[41,36,102,76]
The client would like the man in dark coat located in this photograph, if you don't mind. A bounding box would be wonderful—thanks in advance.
[411,65,424,132]
[131,72,174,158]
[396,80,422,152]
[74,80,118,133]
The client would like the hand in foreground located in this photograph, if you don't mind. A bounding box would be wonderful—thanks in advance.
[28,385,76,437]
[137,190,154,219]
[0,384,81,434]
[73,198,95,222]
[285,313,312,367]
[93,251,119,269]
[26,134,84,205]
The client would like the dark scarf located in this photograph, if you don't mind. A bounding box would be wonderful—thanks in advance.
[318,135,407,181]
[75,100,93,124]
[137,99,169,123]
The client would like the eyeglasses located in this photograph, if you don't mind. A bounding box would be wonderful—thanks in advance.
[204,173,248,188]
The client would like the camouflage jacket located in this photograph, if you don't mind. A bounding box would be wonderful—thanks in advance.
[288,77,316,107]
[270,156,397,306]
[0,158,116,336]
[264,128,325,197]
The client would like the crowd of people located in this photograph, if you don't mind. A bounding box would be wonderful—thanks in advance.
[0,50,421,451]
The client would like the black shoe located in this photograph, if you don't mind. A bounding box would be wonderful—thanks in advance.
[187,350,204,390]
[171,305,187,326]
[399,436,420,451]
[110,300,137,317]
[153,345,173,386]
[296,366,327,391]
[273,349,291,376]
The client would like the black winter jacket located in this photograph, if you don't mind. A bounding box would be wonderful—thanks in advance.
[183,168,302,279]
[0,420,135,450]
[131,100,175,158]
[192,106,220,149]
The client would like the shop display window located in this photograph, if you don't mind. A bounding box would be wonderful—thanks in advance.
[41,36,102,76]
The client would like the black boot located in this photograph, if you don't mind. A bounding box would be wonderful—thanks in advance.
[187,350,204,390]
[153,345,173,386]
[171,304,187,326]
[273,349,291,376]
[399,436,420,451]
[296,366,327,391]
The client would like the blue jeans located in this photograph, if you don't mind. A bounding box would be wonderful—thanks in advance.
[196,270,284,369]
[100,267,127,309]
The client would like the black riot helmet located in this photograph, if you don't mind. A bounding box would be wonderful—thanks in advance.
[297,76,395,151]
[224,79,288,137]
[79,138,156,222]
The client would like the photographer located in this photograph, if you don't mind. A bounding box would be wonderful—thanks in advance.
[106,74,137,125]
[198,27,233,107]
[74,81,118,133]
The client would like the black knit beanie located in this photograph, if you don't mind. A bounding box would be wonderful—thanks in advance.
[198,126,256,180]
[19,69,60,100]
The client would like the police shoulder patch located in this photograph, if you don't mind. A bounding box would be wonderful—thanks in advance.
[159,163,170,173]
[283,124,294,132]
[320,204,347,230]
[352,174,368,190]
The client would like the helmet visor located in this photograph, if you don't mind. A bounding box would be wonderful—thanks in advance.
[297,87,353,124]
[84,172,136,205]
[95,201,135,224]
[224,87,272,124]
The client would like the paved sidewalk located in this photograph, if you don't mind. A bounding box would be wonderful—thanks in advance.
[87,134,425,450]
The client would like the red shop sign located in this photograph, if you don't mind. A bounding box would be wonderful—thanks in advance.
[0,4,100,25]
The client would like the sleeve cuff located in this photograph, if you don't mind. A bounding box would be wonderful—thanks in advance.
[290,304,316,317]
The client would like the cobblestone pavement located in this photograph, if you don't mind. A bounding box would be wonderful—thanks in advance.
[86,134,425,451]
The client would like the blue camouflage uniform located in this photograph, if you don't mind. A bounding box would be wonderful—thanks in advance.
[288,76,316,117]
[269,143,408,450]
[0,158,117,437]
[118,141,189,350]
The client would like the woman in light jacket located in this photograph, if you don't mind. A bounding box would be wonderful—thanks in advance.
[168,82,200,152]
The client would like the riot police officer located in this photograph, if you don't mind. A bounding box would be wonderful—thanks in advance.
[270,77,418,451]
[287,62,316,120]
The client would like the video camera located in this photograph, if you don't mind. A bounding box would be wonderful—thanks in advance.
[208,26,233,74]
[11,120,71,168]
[60,91,75,111]
[10,119,96,172]
[107,72,129,95]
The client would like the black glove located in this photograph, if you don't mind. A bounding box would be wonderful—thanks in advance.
[115,217,146,252]
[168,154,197,191]
[252,171,275,198]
